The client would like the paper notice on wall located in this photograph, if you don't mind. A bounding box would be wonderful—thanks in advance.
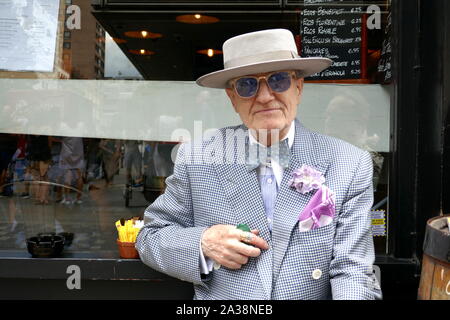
[371,210,386,237]
[0,0,60,72]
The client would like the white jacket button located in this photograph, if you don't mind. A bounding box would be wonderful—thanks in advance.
[312,269,322,280]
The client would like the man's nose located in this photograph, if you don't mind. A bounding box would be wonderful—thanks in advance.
[255,80,275,103]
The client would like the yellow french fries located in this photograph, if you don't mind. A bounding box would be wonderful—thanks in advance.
[115,218,143,243]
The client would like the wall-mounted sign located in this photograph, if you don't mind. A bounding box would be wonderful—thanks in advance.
[0,0,60,73]
[371,210,386,237]
[299,0,366,81]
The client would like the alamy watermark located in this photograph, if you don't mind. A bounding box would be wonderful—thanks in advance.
[66,5,81,30]
[366,5,381,30]
[66,4,382,32]
[66,264,81,290]
[170,121,286,167]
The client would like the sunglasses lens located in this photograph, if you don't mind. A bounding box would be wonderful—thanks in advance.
[235,77,258,98]
[268,72,292,93]
[234,72,293,98]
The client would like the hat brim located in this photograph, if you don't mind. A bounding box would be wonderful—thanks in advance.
[196,57,333,89]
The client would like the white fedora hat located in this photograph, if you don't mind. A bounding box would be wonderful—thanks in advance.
[196,29,332,89]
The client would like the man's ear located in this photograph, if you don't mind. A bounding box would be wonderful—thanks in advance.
[295,78,304,96]
[225,87,238,112]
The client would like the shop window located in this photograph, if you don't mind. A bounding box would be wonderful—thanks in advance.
[0,0,391,257]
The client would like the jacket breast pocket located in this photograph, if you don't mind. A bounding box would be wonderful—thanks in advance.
[289,222,335,252]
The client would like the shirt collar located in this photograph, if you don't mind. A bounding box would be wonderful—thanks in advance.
[248,120,295,149]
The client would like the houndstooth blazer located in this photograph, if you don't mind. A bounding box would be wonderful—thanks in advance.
[136,119,382,300]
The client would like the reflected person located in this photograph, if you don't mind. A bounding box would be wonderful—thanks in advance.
[99,139,121,187]
[324,89,384,191]
[26,135,52,205]
[124,140,143,186]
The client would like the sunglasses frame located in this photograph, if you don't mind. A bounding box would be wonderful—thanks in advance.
[229,70,298,99]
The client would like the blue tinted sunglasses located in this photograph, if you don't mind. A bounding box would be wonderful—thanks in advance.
[230,71,297,98]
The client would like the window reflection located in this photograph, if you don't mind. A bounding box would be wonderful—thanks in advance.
[323,88,385,190]
[322,88,389,253]
[0,133,176,253]
[0,0,391,257]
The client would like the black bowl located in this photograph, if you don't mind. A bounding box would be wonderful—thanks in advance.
[37,232,56,237]
[26,235,65,258]
[57,232,74,247]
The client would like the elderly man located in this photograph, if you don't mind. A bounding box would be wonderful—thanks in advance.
[136,29,382,300]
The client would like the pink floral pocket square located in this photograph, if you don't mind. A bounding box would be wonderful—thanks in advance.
[298,185,336,232]
[288,164,335,232]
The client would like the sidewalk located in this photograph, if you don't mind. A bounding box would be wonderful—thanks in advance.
[0,169,150,254]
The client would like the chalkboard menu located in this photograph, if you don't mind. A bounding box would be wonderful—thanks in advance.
[300,0,365,80]
[377,11,392,83]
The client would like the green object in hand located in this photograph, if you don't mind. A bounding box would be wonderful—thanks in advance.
[236,223,251,232]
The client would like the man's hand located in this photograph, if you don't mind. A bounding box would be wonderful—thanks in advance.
[201,224,269,270]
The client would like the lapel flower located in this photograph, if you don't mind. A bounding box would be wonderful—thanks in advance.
[288,164,325,194]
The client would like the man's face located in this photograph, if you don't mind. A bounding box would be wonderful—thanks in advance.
[225,71,304,140]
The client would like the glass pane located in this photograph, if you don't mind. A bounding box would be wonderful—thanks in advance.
[0,0,391,257]
[295,0,391,255]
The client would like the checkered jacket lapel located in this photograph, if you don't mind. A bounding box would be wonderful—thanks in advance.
[272,120,331,285]
[213,126,273,299]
